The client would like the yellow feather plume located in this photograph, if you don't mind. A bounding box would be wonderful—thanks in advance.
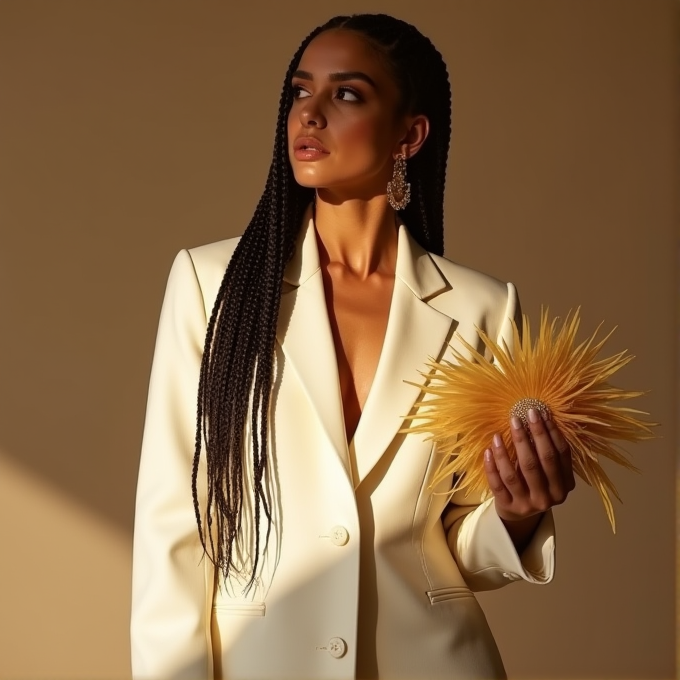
[403,308,657,532]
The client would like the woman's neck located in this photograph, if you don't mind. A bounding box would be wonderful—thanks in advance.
[312,193,399,280]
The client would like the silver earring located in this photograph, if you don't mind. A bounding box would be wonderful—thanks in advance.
[387,153,411,210]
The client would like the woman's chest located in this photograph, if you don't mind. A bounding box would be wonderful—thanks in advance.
[322,269,395,441]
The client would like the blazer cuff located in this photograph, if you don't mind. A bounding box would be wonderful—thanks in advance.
[449,498,555,591]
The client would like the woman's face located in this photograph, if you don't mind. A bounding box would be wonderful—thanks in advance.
[287,29,410,201]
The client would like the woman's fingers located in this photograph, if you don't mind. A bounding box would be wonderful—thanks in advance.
[510,414,549,500]
[486,432,528,500]
[485,410,575,520]
[522,409,571,504]
[544,417,576,492]
[483,444,515,507]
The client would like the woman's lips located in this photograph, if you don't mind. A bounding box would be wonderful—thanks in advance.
[293,137,330,161]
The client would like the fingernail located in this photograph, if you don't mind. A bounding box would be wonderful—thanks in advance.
[484,448,493,462]
[511,416,523,430]
[493,433,502,447]
[528,408,539,423]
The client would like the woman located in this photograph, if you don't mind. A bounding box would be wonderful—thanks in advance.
[131,13,574,680]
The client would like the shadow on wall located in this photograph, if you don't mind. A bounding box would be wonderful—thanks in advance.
[0,448,132,679]
[0,273,160,534]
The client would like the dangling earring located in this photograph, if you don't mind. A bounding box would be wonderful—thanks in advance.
[387,153,411,210]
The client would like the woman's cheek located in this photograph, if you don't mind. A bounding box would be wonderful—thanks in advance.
[339,114,384,145]
[337,117,394,168]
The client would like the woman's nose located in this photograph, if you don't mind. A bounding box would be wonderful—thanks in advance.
[299,100,326,128]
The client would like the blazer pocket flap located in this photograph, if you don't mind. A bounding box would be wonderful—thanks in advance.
[427,586,474,605]
[213,602,266,617]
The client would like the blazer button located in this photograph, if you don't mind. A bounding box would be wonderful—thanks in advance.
[330,525,349,546]
[328,637,347,658]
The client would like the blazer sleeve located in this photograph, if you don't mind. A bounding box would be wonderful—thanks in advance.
[131,250,215,679]
[442,281,556,592]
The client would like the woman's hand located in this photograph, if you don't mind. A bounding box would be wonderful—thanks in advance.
[484,408,576,551]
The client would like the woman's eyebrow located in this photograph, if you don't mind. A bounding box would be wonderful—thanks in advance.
[292,69,377,88]
[329,71,377,87]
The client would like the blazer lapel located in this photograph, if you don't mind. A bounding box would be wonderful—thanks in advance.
[351,226,455,486]
[276,212,456,487]
[276,208,350,477]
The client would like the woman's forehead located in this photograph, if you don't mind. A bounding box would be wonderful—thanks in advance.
[297,29,392,82]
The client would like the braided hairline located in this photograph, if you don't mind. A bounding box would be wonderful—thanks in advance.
[192,14,451,590]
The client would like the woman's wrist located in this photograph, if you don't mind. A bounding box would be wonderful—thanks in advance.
[499,511,544,554]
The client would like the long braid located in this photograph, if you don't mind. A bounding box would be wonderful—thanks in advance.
[192,14,452,588]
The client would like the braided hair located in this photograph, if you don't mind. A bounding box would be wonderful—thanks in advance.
[192,14,452,589]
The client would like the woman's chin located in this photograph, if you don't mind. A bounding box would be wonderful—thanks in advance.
[294,178,324,190]
[291,169,327,189]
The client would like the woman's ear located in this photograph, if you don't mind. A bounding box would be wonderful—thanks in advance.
[395,114,430,159]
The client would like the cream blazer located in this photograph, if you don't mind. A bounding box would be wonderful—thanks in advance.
[131,211,555,680]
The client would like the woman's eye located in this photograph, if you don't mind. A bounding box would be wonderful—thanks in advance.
[292,85,311,99]
[336,87,361,102]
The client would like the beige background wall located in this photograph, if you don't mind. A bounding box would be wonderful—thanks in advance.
[0,1,676,678]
